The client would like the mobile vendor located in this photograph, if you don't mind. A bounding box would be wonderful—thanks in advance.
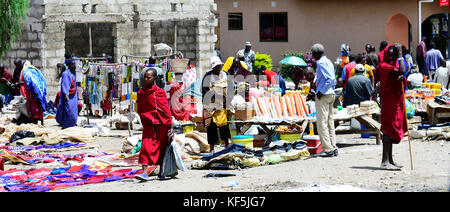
[201,56,231,153]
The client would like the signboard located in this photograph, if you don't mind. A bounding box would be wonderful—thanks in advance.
[440,0,449,7]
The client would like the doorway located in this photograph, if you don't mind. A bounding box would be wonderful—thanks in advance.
[422,13,449,59]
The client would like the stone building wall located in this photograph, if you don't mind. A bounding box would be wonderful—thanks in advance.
[151,19,199,66]
[1,0,45,73]
[1,0,218,98]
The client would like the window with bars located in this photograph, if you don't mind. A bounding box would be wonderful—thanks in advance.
[228,13,243,30]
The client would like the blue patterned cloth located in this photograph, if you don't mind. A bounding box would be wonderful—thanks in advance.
[22,65,47,111]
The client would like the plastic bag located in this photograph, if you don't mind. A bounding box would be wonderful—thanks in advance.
[10,131,35,143]
[266,154,284,164]
[131,140,142,154]
[405,98,415,119]
[171,142,186,171]
[213,109,228,127]
[160,131,178,178]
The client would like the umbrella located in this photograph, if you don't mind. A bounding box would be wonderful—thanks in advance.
[279,56,307,66]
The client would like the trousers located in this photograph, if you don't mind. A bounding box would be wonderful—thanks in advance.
[316,94,337,153]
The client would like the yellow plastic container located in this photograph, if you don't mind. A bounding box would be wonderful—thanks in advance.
[232,135,254,148]
[182,124,194,134]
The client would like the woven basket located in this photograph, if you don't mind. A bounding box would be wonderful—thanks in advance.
[170,58,189,73]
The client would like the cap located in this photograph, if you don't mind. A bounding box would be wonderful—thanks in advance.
[210,56,223,69]
[245,41,252,46]
[354,64,365,72]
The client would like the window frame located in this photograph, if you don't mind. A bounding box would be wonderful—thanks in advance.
[259,12,288,42]
[228,12,243,31]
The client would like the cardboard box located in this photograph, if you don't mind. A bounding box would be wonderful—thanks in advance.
[191,115,203,123]
[235,107,255,121]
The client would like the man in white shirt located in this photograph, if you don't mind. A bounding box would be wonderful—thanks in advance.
[434,59,449,91]
[241,41,256,73]
[407,65,423,89]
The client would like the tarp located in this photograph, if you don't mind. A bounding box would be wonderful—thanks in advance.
[180,79,202,97]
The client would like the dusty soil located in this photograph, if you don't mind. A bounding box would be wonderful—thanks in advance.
[4,117,449,192]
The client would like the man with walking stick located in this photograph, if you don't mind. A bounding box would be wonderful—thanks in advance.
[377,43,412,170]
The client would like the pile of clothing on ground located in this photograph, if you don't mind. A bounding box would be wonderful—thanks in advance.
[191,140,310,170]
[121,130,210,161]
[409,122,450,142]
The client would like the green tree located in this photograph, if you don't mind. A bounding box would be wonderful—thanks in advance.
[0,0,30,59]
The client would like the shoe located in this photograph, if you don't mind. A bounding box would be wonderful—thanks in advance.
[315,151,335,157]
[134,173,151,181]
[333,149,339,156]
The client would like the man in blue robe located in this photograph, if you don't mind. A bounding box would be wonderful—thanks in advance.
[56,61,78,129]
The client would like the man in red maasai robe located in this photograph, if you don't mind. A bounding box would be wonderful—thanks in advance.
[377,43,407,171]
[135,67,172,181]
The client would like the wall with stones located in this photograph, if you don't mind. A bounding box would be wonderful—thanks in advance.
[151,19,199,67]
[1,0,218,98]
[0,0,45,74]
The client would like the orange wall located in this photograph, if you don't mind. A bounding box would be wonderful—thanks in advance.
[386,13,410,47]
[215,0,447,70]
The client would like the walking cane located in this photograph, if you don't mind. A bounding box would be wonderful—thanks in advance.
[401,81,414,170]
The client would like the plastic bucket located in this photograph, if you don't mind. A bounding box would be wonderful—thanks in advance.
[232,135,254,148]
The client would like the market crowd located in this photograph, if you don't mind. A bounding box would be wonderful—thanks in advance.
[1,37,448,180]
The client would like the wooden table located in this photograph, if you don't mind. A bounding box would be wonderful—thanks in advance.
[231,112,382,145]
[333,114,382,144]
[427,101,450,124]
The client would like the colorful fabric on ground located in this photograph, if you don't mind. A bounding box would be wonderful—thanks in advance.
[0,165,141,192]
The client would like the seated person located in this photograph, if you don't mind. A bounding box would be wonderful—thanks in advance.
[406,65,423,89]
[255,65,286,95]
[343,64,373,107]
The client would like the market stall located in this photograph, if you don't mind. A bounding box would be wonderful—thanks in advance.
[231,100,382,145]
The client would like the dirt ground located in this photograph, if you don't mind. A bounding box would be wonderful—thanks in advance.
[3,117,449,192]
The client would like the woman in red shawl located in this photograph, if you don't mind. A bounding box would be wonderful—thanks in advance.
[376,43,407,170]
[135,67,173,181]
